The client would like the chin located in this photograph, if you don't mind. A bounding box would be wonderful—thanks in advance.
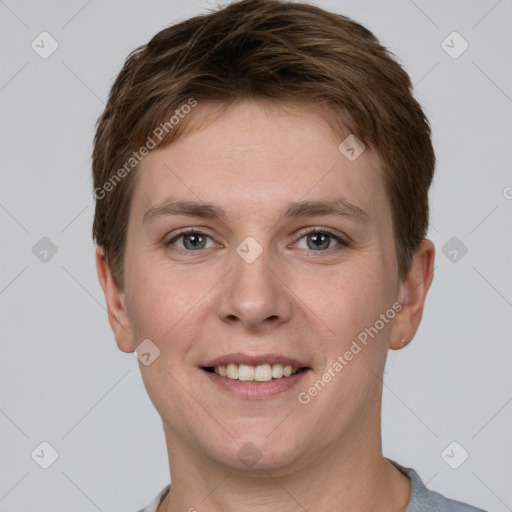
[205,431,311,474]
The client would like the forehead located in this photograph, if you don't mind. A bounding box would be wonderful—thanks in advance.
[132,100,391,226]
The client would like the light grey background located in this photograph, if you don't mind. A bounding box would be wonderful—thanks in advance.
[1,0,511,511]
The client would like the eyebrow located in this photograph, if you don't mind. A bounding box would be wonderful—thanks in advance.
[142,198,372,226]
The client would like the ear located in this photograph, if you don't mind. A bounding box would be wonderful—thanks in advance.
[95,246,135,353]
[389,239,435,350]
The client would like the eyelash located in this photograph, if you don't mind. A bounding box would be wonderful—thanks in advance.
[165,227,350,255]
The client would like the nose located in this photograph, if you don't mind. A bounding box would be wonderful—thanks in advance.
[217,242,293,332]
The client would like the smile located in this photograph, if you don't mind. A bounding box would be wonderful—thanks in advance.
[205,363,304,381]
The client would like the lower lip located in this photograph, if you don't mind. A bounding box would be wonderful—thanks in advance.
[201,368,310,399]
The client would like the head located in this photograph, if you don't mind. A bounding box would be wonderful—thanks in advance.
[93,0,435,474]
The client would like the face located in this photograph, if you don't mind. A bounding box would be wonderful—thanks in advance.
[106,100,412,474]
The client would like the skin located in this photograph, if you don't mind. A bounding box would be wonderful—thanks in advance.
[96,99,435,511]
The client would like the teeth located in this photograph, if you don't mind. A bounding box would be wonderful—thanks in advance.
[226,363,238,379]
[238,364,255,381]
[255,364,272,382]
[211,363,302,381]
[272,364,284,378]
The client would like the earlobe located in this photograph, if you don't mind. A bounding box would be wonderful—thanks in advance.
[95,247,136,353]
[390,239,435,350]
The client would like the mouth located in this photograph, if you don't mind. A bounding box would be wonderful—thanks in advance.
[200,354,311,399]
[203,363,307,381]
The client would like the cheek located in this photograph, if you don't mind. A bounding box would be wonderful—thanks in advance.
[124,253,211,348]
[124,256,176,341]
[306,262,391,337]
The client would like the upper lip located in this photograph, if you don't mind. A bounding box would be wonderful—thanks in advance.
[203,353,309,368]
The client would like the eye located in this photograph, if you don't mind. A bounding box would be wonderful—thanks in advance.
[165,227,349,254]
[166,229,216,251]
[294,228,348,252]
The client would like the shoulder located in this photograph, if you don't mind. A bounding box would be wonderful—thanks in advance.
[135,484,171,512]
[389,460,487,512]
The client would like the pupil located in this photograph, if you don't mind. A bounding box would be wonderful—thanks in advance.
[309,232,329,250]
[185,233,205,250]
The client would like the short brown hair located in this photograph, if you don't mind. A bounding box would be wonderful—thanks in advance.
[92,0,435,288]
